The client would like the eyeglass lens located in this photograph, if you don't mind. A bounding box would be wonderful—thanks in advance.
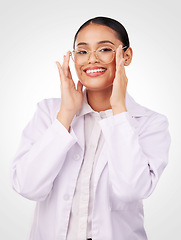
[72,48,115,64]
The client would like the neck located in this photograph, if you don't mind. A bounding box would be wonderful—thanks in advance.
[86,86,113,112]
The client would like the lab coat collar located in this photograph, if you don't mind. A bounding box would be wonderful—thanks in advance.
[75,88,94,117]
[125,92,147,117]
[75,88,147,118]
[70,88,147,151]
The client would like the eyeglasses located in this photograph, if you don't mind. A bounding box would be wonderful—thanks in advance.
[71,46,127,65]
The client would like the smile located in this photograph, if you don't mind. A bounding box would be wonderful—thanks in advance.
[83,67,107,77]
[86,68,106,73]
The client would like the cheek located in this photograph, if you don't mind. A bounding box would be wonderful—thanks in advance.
[75,64,83,79]
[74,64,79,74]
[108,62,116,81]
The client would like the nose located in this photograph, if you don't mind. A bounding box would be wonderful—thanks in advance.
[88,51,99,63]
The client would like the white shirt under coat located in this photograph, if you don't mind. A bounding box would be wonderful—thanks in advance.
[66,90,113,240]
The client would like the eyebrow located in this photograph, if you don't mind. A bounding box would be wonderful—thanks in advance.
[76,40,115,47]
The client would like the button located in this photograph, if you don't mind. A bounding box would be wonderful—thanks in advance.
[63,194,70,201]
[74,154,80,161]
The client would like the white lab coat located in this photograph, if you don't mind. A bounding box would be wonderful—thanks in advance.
[11,91,171,240]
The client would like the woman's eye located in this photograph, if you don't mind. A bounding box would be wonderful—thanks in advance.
[99,48,112,52]
[77,50,87,55]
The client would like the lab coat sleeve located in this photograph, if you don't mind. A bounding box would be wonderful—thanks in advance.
[99,111,171,202]
[11,99,77,201]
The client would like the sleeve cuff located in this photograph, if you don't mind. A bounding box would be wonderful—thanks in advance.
[50,118,78,143]
[99,112,138,130]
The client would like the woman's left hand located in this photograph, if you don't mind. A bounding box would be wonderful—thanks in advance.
[110,44,128,115]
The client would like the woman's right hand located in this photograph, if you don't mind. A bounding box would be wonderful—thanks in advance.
[56,51,84,131]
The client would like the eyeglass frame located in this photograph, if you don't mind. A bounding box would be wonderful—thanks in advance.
[70,45,127,64]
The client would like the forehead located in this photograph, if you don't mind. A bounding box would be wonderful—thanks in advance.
[75,23,121,47]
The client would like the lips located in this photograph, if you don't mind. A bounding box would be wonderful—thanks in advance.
[83,66,107,77]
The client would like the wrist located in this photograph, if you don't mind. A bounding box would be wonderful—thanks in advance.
[56,109,75,131]
[112,105,127,115]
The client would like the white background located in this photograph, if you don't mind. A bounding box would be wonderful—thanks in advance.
[1,0,180,239]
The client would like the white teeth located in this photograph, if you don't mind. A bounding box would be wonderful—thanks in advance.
[86,68,106,74]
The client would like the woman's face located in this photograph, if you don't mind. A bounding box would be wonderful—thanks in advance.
[74,23,123,91]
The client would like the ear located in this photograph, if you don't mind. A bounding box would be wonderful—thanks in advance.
[124,47,133,66]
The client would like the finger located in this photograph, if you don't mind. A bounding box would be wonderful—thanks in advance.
[61,55,67,76]
[116,44,124,68]
[116,57,126,74]
[119,58,126,69]
[77,80,83,93]
[56,61,66,85]
[62,51,71,77]
[115,58,126,80]
[65,51,73,79]
[62,53,72,79]
[67,65,73,79]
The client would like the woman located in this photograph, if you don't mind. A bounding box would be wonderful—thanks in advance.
[11,16,171,240]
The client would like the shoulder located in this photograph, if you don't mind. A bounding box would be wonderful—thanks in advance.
[37,97,61,110]
[36,98,61,121]
[127,92,167,117]
[126,93,169,131]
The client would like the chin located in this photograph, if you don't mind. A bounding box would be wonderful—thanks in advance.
[82,81,113,92]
